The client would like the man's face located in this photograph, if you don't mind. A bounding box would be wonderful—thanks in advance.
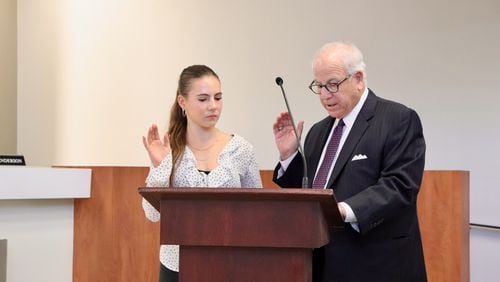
[313,58,364,119]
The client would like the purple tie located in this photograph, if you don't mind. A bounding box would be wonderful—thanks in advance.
[312,119,345,188]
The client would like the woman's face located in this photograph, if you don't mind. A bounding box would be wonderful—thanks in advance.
[178,75,223,129]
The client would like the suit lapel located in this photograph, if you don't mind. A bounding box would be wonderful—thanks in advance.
[326,90,377,188]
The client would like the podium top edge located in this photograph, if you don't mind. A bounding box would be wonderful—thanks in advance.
[138,187,335,201]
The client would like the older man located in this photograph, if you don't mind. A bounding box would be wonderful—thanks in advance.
[272,42,427,282]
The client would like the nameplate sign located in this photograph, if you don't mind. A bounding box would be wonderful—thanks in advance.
[0,155,26,166]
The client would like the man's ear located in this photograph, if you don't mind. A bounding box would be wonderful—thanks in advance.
[354,71,364,82]
[354,71,365,90]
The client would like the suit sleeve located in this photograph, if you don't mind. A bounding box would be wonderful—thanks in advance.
[272,153,305,188]
[344,109,426,234]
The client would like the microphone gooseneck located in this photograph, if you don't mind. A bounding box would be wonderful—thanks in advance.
[274,76,309,188]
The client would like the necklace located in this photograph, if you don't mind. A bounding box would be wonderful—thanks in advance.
[193,151,214,162]
[189,140,218,162]
[188,138,219,151]
[195,156,210,162]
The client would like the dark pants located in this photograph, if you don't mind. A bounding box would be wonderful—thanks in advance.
[159,263,178,282]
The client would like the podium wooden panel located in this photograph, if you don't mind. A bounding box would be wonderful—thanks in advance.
[74,168,469,282]
[139,188,342,282]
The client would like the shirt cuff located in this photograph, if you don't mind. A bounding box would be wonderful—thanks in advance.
[277,151,299,178]
[338,202,357,223]
[339,201,360,232]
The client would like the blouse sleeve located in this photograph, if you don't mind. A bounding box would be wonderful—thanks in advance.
[141,154,172,222]
[240,142,263,188]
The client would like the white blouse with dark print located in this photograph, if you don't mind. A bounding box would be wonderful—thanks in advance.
[142,134,262,272]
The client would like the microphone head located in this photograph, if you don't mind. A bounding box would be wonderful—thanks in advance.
[275,77,283,86]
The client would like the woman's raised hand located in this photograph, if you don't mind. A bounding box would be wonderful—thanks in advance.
[142,124,171,167]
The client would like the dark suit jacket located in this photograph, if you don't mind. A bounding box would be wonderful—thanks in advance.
[274,90,427,282]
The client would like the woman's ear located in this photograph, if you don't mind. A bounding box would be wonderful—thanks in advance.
[177,95,185,109]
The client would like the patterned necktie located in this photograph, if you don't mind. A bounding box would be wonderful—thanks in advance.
[312,119,345,188]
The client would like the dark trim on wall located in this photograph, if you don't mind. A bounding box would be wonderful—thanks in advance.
[470,223,500,232]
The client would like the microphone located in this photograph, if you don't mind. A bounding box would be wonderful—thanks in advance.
[274,76,309,188]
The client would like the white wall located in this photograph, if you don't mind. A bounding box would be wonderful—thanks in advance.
[0,0,17,153]
[471,228,500,282]
[0,200,74,282]
[16,0,500,280]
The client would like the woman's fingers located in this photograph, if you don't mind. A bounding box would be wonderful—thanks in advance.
[151,124,159,140]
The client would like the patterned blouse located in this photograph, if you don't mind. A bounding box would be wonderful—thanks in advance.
[142,134,262,271]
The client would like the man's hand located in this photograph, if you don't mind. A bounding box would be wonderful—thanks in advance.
[272,112,303,160]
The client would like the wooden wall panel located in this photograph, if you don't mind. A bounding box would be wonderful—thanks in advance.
[74,168,469,282]
[260,170,279,189]
[73,167,115,282]
[74,167,159,282]
[418,170,470,282]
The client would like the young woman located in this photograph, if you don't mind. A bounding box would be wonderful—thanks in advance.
[141,65,262,282]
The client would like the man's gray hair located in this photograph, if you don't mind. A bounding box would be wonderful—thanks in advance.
[312,41,367,79]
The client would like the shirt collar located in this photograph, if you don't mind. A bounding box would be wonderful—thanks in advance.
[339,87,369,127]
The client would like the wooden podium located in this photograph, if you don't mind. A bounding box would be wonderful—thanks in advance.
[139,187,342,282]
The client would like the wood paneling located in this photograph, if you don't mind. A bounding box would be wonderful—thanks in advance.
[74,168,469,282]
[73,167,159,282]
[418,170,470,282]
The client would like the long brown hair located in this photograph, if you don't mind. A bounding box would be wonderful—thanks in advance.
[168,65,220,186]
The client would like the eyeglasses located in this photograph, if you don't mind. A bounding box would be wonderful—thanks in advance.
[308,75,351,95]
